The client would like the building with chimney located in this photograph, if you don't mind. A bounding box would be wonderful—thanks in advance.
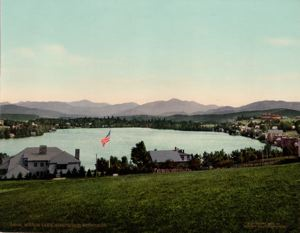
[149,147,192,164]
[0,145,81,179]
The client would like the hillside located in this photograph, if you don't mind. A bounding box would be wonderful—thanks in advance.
[0,163,299,232]
[120,98,218,116]
[205,100,300,115]
[127,109,300,123]
[15,101,139,117]
[2,99,300,118]
[0,104,67,118]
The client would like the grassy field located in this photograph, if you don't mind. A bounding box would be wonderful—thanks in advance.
[0,164,300,233]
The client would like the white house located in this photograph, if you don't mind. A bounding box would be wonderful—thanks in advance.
[0,145,81,179]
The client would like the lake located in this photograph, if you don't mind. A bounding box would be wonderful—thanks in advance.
[0,128,265,169]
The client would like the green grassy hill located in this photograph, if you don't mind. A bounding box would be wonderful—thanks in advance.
[0,163,300,233]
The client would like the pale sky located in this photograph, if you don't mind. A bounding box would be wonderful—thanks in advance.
[1,0,300,106]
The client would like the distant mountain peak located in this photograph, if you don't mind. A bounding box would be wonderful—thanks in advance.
[4,99,299,118]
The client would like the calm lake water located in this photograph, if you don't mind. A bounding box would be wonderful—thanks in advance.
[0,128,264,169]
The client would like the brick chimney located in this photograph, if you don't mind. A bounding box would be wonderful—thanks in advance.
[39,145,47,154]
[75,149,80,160]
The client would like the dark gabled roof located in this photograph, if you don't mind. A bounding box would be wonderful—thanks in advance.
[14,147,79,164]
[149,150,190,163]
[18,147,62,161]
[50,151,79,164]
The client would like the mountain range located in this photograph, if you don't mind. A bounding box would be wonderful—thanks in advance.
[0,99,300,118]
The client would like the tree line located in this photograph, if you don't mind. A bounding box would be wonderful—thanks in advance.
[94,141,287,176]
[1,117,299,140]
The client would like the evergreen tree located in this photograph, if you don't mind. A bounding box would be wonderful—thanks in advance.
[71,168,79,178]
[96,157,109,175]
[66,170,72,178]
[86,169,92,177]
[79,166,86,177]
[17,172,23,180]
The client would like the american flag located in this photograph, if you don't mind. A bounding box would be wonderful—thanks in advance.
[101,130,111,147]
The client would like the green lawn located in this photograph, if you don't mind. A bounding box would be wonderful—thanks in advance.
[1,164,300,233]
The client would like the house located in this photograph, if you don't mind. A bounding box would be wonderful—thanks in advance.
[0,145,81,179]
[273,136,300,155]
[266,129,283,143]
[149,147,192,164]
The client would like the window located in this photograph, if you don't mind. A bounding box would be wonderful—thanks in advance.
[34,162,37,167]
[56,164,67,169]
[40,162,44,167]
[23,159,28,167]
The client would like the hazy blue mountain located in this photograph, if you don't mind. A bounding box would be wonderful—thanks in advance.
[238,100,300,112]
[204,100,300,115]
[119,98,219,116]
[100,103,139,116]
[17,101,78,115]
[197,106,236,115]
[4,99,300,118]
[68,100,109,108]
[16,101,139,117]
[0,104,67,118]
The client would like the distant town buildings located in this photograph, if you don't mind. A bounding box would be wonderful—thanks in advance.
[261,113,282,120]
[0,145,81,179]
[266,130,300,156]
[266,129,284,142]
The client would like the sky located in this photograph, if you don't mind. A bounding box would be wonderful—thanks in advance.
[1,0,300,106]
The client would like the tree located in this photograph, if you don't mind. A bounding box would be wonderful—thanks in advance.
[121,156,129,169]
[0,153,8,165]
[162,160,176,169]
[25,172,32,180]
[86,169,92,177]
[96,157,109,175]
[17,172,23,180]
[71,168,79,177]
[279,120,293,132]
[110,156,121,172]
[189,157,201,170]
[231,150,242,164]
[66,170,72,178]
[263,143,272,158]
[295,120,300,134]
[79,166,86,177]
[131,141,152,170]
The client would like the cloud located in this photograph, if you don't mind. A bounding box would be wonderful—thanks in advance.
[264,37,300,47]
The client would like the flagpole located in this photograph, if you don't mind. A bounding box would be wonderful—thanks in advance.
[109,129,111,169]
[95,153,98,172]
